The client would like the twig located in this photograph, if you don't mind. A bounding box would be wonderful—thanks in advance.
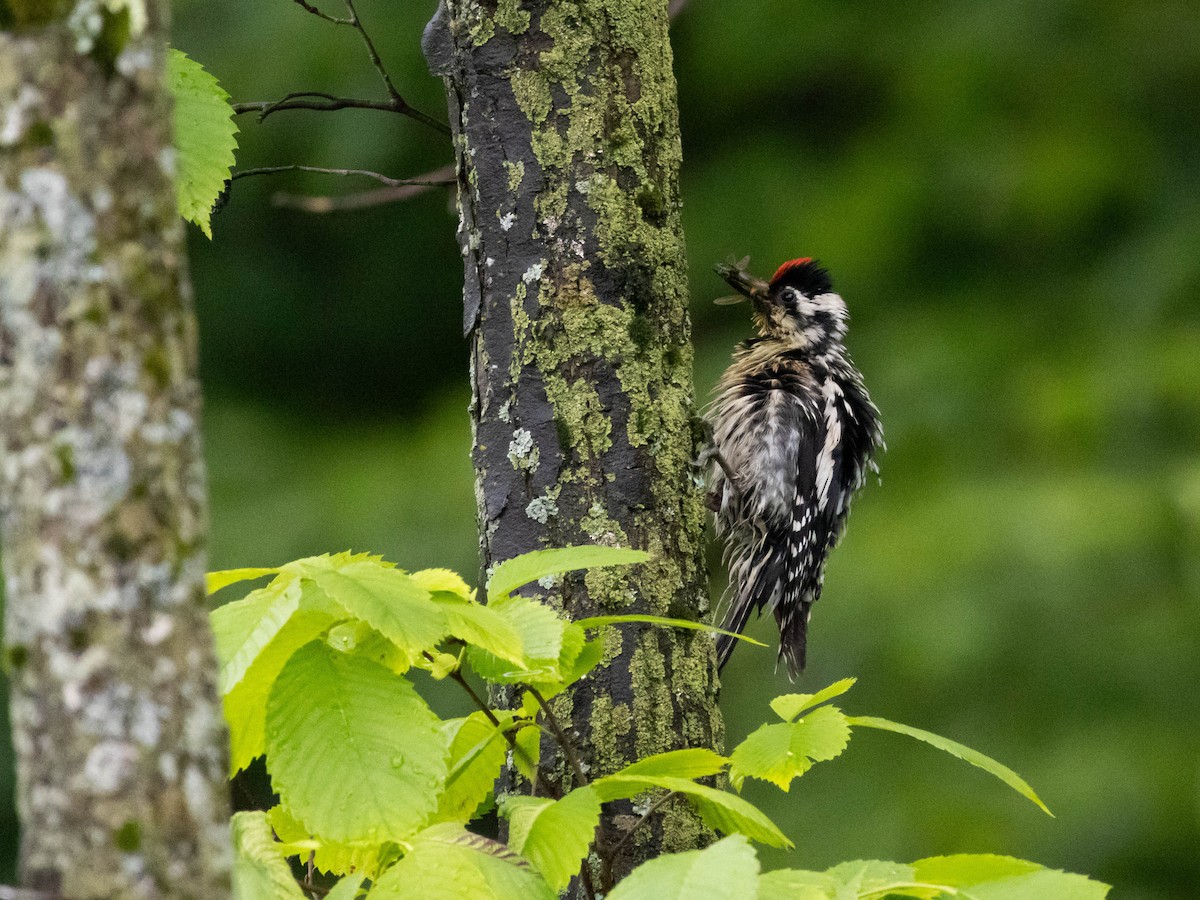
[230,165,449,189]
[272,163,456,213]
[528,686,589,788]
[292,0,352,24]
[608,791,679,860]
[341,0,400,101]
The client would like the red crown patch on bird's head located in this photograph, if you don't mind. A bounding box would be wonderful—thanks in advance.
[770,257,833,296]
[771,257,813,284]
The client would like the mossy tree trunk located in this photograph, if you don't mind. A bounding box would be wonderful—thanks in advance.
[0,4,231,897]
[424,0,722,886]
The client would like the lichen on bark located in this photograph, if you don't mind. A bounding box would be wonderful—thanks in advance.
[425,0,723,884]
[0,3,231,896]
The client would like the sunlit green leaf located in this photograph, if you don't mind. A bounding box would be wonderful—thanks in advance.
[501,786,601,891]
[911,854,1041,887]
[412,568,474,600]
[827,860,917,895]
[308,560,448,660]
[756,868,838,900]
[488,546,649,600]
[608,834,760,900]
[435,594,525,666]
[614,748,728,780]
[466,596,566,683]
[232,811,306,900]
[435,713,509,823]
[730,706,852,791]
[370,823,555,900]
[223,610,335,774]
[847,716,1052,815]
[769,679,857,722]
[265,641,447,842]
[593,774,791,848]
[911,855,1108,899]
[211,578,301,694]
[513,722,542,784]
[207,567,278,595]
[267,805,384,877]
[167,49,238,238]
[324,873,368,900]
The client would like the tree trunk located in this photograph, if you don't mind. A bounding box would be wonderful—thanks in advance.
[0,6,231,897]
[424,0,722,885]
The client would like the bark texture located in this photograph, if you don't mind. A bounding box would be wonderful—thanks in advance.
[0,4,232,897]
[425,0,723,883]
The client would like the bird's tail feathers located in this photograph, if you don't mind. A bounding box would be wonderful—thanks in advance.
[716,534,786,671]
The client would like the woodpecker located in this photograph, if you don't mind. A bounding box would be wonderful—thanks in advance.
[707,257,883,677]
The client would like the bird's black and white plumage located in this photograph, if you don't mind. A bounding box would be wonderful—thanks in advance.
[708,257,883,677]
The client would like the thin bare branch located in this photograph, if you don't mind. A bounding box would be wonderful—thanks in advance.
[608,791,680,860]
[230,165,450,189]
[529,686,589,788]
[272,163,455,213]
[341,0,401,102]
[233,94,450,134]
[292,0,352,25]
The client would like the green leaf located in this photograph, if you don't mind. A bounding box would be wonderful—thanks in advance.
[411,568,474,600]
[466,596,566,683]
[911,855,1108,899]
[501,786,601,891]
[223,610,335,774]
[769,678,857,721]
[265,641,448,842]
[308,560,448,661]
[561,633,606,685]
[435,594,525,666]
[166,49,238,238]
[911,854,1041,888]
[757,868,839,900]
[964,869,1110,899]
[231,811,307,900]
[370,823,555,900]
[324,873,367,900]
[846,716,1053,816]
[827,860,917,895]
[575,613,768,647]
[593,775,791,849]
[613,748,728,780]
[267,805,384,877]
[435,713,509,823]
[513,722,542,783]
[207,567,278,595]
[487,546,649,600]
[730,706,851,791]
[211,578,302,695]
[609,834,760,900]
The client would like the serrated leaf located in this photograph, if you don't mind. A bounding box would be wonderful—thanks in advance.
[575,613,768,646]
[412,568,474,599]
[488,546,649,600]
[827,860,916,895]
[769,679,857,721]
[846,716,1052,815]
[167,49,237,238]
[267,805,384,877]
[370,823,555,900]
[562,634,606,685]
[232,811,306,900]
[265,641,448,842]
[613,748,728,780]
[466,596,566,683]
[513,722,542,783]
[501,786,601,891]
[965,869,1110,899]
[757,868,839,900]
[609,834,760,900]
[435,594,525,666]
[308,560,448,660]
[210,578,302,695]
[730,706,852,791]
[911,854,1042,888]
[435,713,509,823]
[224,610,335,774]
[207,567,278,595]
[593,775,791,849]
[324,873,367,900]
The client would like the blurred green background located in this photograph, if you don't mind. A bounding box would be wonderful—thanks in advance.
[3,0,1199,894]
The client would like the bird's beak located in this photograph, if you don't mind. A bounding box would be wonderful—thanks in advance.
[713,259,770,307]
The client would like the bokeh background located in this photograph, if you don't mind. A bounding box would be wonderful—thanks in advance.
[3,0,1198,894]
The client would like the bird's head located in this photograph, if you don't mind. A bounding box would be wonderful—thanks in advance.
[761,257,848,348]
[715,257,848,349]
